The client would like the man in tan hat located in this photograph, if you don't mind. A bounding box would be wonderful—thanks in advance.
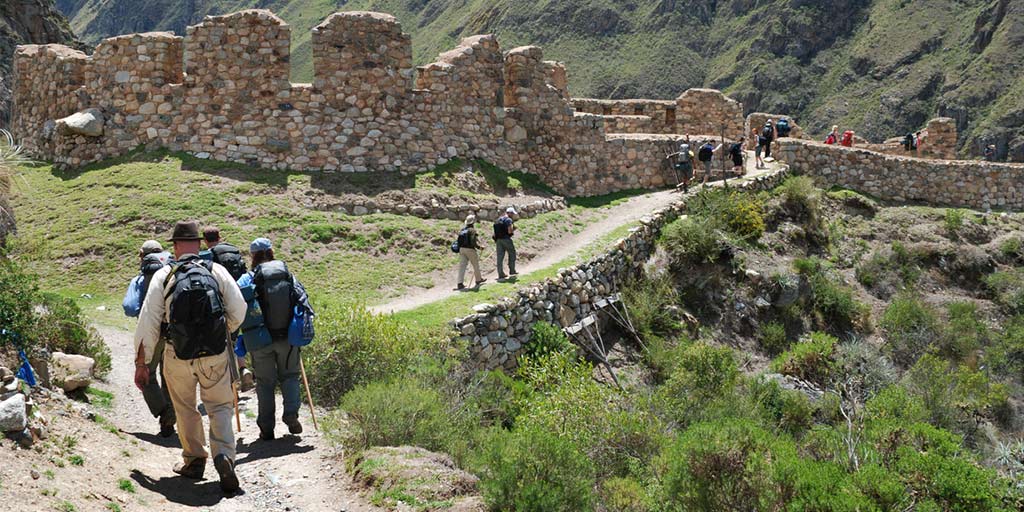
[455,214,486,290]
[133,221,247,493]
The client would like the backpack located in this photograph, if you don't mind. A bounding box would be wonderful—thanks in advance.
[730,143,743,158]
[698,144,714,162]
[253,260,295,335]
[825,133,837,145]
[776,119,790,136]
[493,217,512,239]
[678,144,691,163]
[210,243,247,281]
[139,253,168,309]
[287,305,315,347]
[456,227,472,250]
[841,131,854,147]
[164,258,227,359]
[762,124,774,140]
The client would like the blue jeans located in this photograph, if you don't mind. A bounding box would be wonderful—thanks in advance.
[251,338,301,433]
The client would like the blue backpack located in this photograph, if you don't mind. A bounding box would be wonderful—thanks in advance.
[287,305,315,346]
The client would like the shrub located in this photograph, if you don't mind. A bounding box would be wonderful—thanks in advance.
[661,216,722,266]
[854,242,922,296]
[622,276,681,342]
[998,236,1022,261]
[771,332,838,385]
[944,208,966,235]
[758,321,789,355]
[938,301,988,362]
[795,257,867,331]
[984,270,1024,314]
[657,343,739,426]
[756,380,817,435]
[904,354,1009,431]
[524,322,574,358]
[599,477,649,512]
[305,302,440,405]
[835,339,897,396]
[988,315,1024,377]
[777,176,821,214]
[686,189,765,241]
[336,378,450,452]
[477,425,595,512]
[880,294,940,367]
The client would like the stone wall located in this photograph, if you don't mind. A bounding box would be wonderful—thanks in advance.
[744,112,804,150]
[13,9,747,198]
[455,166,793,371]
[777,138,1024,210]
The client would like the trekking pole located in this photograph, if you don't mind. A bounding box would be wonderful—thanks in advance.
[230,350,242,432]
[298,355,319,431]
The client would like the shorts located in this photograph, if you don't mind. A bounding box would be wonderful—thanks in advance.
[675,161,694,180]
[732,156,743,167]
[702,160,713,174]
[755,145,763,158]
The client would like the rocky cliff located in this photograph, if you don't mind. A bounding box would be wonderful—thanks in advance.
[0,0,82,127]
[51,0,1024,161]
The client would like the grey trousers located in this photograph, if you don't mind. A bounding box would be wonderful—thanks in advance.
[496,238,517,277]
[142,338,175,427]
[251,339,301,434]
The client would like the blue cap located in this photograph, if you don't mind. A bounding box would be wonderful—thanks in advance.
[250,237,273,252]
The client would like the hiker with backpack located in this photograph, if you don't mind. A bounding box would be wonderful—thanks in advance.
[754,128,767,169]
[201,227,254,393]
[761,120,776,159]
[133,221,247,493]
[666,137,695,192]
[825,125,839,145]
[454,215,486,290]
[235,237,313,441]
[698,140,722,185]
[776,118,792,138]
[903,133,917,152]
[729,137,745,173]
[121,240,176,438]
[985,144,997,161]
[493,207,518,281]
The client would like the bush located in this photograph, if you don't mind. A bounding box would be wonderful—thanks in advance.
[336,378,450,452]
[657,343,739,426]
[938,301,988,362]
[834,339,897,396]
[599,477,649,512]
[944,208,966,235]
[524,322,574,358]
[777,176,821,214]
[771,332,838,385]
[904,354,1010,431]
[794,257,867,331]
[661,216,722,266]
[622,276,681,342]
[692,190,765,241]
[880,294,940,367]
[854,241,922,297]
[985,270,1024,314]
[756,380,817,435]
[758,321,789,355]
[477,425,595,512]
[305,302,441,405]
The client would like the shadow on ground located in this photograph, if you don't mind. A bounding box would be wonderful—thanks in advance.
[131,469,241,507]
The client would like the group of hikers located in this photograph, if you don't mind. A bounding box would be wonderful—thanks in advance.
[451,207,519,290]
[663,120,789,192]
[123,222,313,493]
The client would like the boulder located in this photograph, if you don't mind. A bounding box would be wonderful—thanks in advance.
[0,393,27,432]
[55,108,104,137]
[50,352,95,392]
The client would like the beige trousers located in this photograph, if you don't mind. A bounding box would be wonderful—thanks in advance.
[163,348,236,464]
[457,247,482,285]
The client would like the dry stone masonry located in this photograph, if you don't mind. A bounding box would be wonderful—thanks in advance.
[13,9,748,198]
[455,166,792,371]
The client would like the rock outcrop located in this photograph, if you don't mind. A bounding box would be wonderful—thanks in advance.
[49,352,94,392]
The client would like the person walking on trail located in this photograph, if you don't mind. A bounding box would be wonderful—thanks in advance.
[122,240,176,438]
[761,120,776,159]
[200,226,254,393]
[455,215,486,290]
[235,237,313,441]
[985,144,997,161]
[729,137,745,173]
[698,140,721,185]
[493,207,518,281]
[666,137,695,192]
[754,128,767,169]
[133,221,246,493]
[825,125,840,145]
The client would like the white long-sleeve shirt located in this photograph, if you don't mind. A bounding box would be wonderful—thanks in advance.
[133,258,246,365]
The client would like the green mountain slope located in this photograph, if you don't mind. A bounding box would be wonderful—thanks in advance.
[54,0,1024,160]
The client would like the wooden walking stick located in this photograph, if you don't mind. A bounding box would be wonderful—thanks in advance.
[230,349,242,432]
[299,355,319,431]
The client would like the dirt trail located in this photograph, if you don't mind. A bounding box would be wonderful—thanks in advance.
[372,152,779,314]
[93,326,379,512]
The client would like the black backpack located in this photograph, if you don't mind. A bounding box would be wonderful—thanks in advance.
[776,119,790,136]
[165,258,227,359]
[730,143,743,158]
[762,124,774,140]
[457,228,472,249]
[253,260,295,335]
[210,243,247,281]
[698,144,714,162]
[139,253,168,309]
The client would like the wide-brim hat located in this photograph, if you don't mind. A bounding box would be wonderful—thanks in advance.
[168,221,202,241]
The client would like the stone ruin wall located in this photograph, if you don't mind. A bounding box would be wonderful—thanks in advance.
[777,138,1024,211]
[12,9,746,198]
[457,165,792,371]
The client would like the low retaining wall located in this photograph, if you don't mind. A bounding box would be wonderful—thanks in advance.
[334,195,566,220]
[455,166,792,371]
[777,139,1024,210]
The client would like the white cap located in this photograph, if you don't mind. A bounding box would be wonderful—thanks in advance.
[140,240,163,254]
[506,207,518,215]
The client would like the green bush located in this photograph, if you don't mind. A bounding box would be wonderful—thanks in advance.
[854,241,922,296]
[661,216,722,266]
[944,208,966,235]
[880,294,940,367]
[758,321,789,355]
[755,380,817,435]
[938,301,988,362]
[904,354,1009,431]
[998,236,1022,261]
[985,270,1024,314]
[794,257,867,331]
[305,302,441,405]
[770,332,838,385]
[599,477,649,512]
[656,343,738,426]
[988,315,1024,377]
[622,276,681,342]
[777,175,821,215]
[477,425,595,512]
[336,378,450,452]
[524,322,574,358]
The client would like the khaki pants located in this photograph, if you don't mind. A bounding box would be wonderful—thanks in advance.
[163,348,236,465]
[457,247,482,285]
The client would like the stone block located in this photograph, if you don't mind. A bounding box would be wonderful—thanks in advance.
[50,352,95,392]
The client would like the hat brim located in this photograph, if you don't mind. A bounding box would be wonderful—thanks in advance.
[167,235,202,242]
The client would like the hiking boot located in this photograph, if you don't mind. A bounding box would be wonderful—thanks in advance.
[509,270,518,276]
[456,283,465,290]
[475,278,487,287]
[239,368,255,392]
[283,416,303,435]
[259,429,275,441]
[213,454,240,494]
[173,458,206,479]
[159,422,175,438]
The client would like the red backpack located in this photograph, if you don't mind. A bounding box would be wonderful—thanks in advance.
[824,133,837,145]
[841,131,854,147]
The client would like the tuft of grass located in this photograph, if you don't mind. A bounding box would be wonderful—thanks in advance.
[68,455,84,466]
[105,503,122,512]
[117,478,135,493]
[85,387,114,409]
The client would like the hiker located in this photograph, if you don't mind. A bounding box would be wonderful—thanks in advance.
[200,226,254,393]
[666,137,695,192]
[455,215,486,290]
[236,237,312,441]
[824,125,839,145]
[698,140,722,185]
[121,240,176,437]
[776,118,792,138]
[914,131,924,153]
[729,137,745,173]
[985,144,997,161]
[761,120,776,159]
[903,133,917,151]
[133,221,246,493]
[493,207,518,281]
[841,130,855,147]
[754,128,766,169]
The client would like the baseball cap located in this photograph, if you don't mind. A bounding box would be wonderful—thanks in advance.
[250,237,273,252]
[506,207,518,215]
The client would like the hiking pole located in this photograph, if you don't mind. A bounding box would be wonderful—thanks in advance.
[230,352,242,432]
[298,355,319,431]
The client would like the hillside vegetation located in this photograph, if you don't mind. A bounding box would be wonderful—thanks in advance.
[54,0,1024,160]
